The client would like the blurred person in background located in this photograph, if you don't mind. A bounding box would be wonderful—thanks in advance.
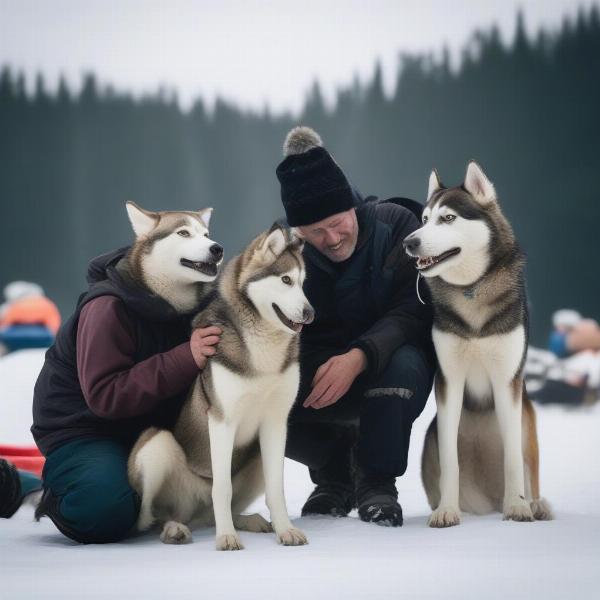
[0,281,60,514]
[0,281,61,355]
[549,309,600,358]
[549,309,600,389]
[526,309,600,406]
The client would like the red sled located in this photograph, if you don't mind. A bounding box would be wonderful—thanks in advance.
[0,445,45,476]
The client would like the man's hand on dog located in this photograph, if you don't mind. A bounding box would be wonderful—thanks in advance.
[190,326,222,369]
[304,348,367,410]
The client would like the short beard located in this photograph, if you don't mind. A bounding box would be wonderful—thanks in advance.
[325,238,357,263]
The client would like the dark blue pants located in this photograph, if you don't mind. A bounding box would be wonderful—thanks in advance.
[18,469,42,497]
[39,438,140,543]
[286,344,434,479]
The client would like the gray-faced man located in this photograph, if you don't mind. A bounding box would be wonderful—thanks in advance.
[276,127,435,526]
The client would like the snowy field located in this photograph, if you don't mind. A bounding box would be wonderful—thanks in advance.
[1,349,599,599]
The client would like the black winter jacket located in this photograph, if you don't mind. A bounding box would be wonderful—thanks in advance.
[301,197,433,379]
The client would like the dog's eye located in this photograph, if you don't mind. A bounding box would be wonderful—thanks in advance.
[422,216,428,224]
[177,230,191,237]
[281,276,292,285]
[443,215,456,223]
[203,233,209,238]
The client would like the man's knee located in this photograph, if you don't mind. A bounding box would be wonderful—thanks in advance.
[43,481,140,543]
[365,345,434,418]
[40,438,140,543]
[358,345,433,475]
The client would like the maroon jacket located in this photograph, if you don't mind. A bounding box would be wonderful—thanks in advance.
[32,247,201,455]
[76,296,198,419]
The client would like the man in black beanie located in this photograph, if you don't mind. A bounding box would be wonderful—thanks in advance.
[276,126,434,526]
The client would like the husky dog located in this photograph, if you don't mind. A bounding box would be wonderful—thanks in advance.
[403,162,553,527]
[125,201,224,309]
[128,224,314,549]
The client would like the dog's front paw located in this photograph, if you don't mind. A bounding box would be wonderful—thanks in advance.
[428,506,461,528]
[277,527,308,546]
[530,498,554,521]
[160,521,192,544]
[216,533,244,551]
[503,498,534,522]
[234,513,273,533]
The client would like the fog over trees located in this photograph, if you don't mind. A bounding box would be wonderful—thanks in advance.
[1,8,598,343]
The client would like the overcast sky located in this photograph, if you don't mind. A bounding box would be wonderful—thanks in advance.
[0,0,596,113]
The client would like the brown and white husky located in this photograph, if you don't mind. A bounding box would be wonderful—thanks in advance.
[403,162,553,527]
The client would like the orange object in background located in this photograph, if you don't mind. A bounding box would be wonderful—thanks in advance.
[0,445,45,476]
[0,296,61,334]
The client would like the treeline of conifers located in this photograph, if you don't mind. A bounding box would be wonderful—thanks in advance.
[1,9,598,343]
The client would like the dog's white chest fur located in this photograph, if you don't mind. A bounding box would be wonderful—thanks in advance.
[449,292,496,333]
[434,325,526,403]
[210,359,299,447]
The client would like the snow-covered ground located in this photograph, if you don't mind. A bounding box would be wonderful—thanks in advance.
[1,349,599,599]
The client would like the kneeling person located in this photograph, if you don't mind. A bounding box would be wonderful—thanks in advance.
[24,203,223,543]
[276,127,434,526]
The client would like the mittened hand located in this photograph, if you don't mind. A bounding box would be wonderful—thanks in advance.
[190,326,222,369]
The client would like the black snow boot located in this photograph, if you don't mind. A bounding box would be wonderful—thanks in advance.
[355,464,403,527]
[301,429,357,517]
[0,459,22,518]
[301,481,356,517]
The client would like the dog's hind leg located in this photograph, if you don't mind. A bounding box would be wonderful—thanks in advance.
[129,428,162,531]
[130,429,188,532]
[160,520,192,544]
[522,396,554,520]
[233,513,273,533]
[421,417,441,510]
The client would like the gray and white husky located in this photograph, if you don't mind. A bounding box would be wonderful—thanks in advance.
[403,162,553,527]
[128,224,314,549]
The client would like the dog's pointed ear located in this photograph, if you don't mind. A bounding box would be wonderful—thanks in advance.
[259,223,287,260]
[290,228,305,252]
[464,161,496,203]
[427,169,443,201]
[197,207,213,229]
[126,201,158,237]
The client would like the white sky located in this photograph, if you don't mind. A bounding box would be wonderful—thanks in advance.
[0,0,596,113]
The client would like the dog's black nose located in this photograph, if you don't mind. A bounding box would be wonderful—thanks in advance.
[303,306,315,324]
[209,244,223,260]
[403,234,421,253]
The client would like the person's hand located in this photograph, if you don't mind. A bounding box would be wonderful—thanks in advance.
[567,319,600,353]
[303,348,367,410]
[190,326,221,369]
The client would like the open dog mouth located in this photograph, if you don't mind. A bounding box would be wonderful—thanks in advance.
[272,303,304,333]
[415,248,461,271]
[180,258,219,277]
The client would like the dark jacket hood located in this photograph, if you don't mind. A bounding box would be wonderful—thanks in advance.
[84,246,197,323]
